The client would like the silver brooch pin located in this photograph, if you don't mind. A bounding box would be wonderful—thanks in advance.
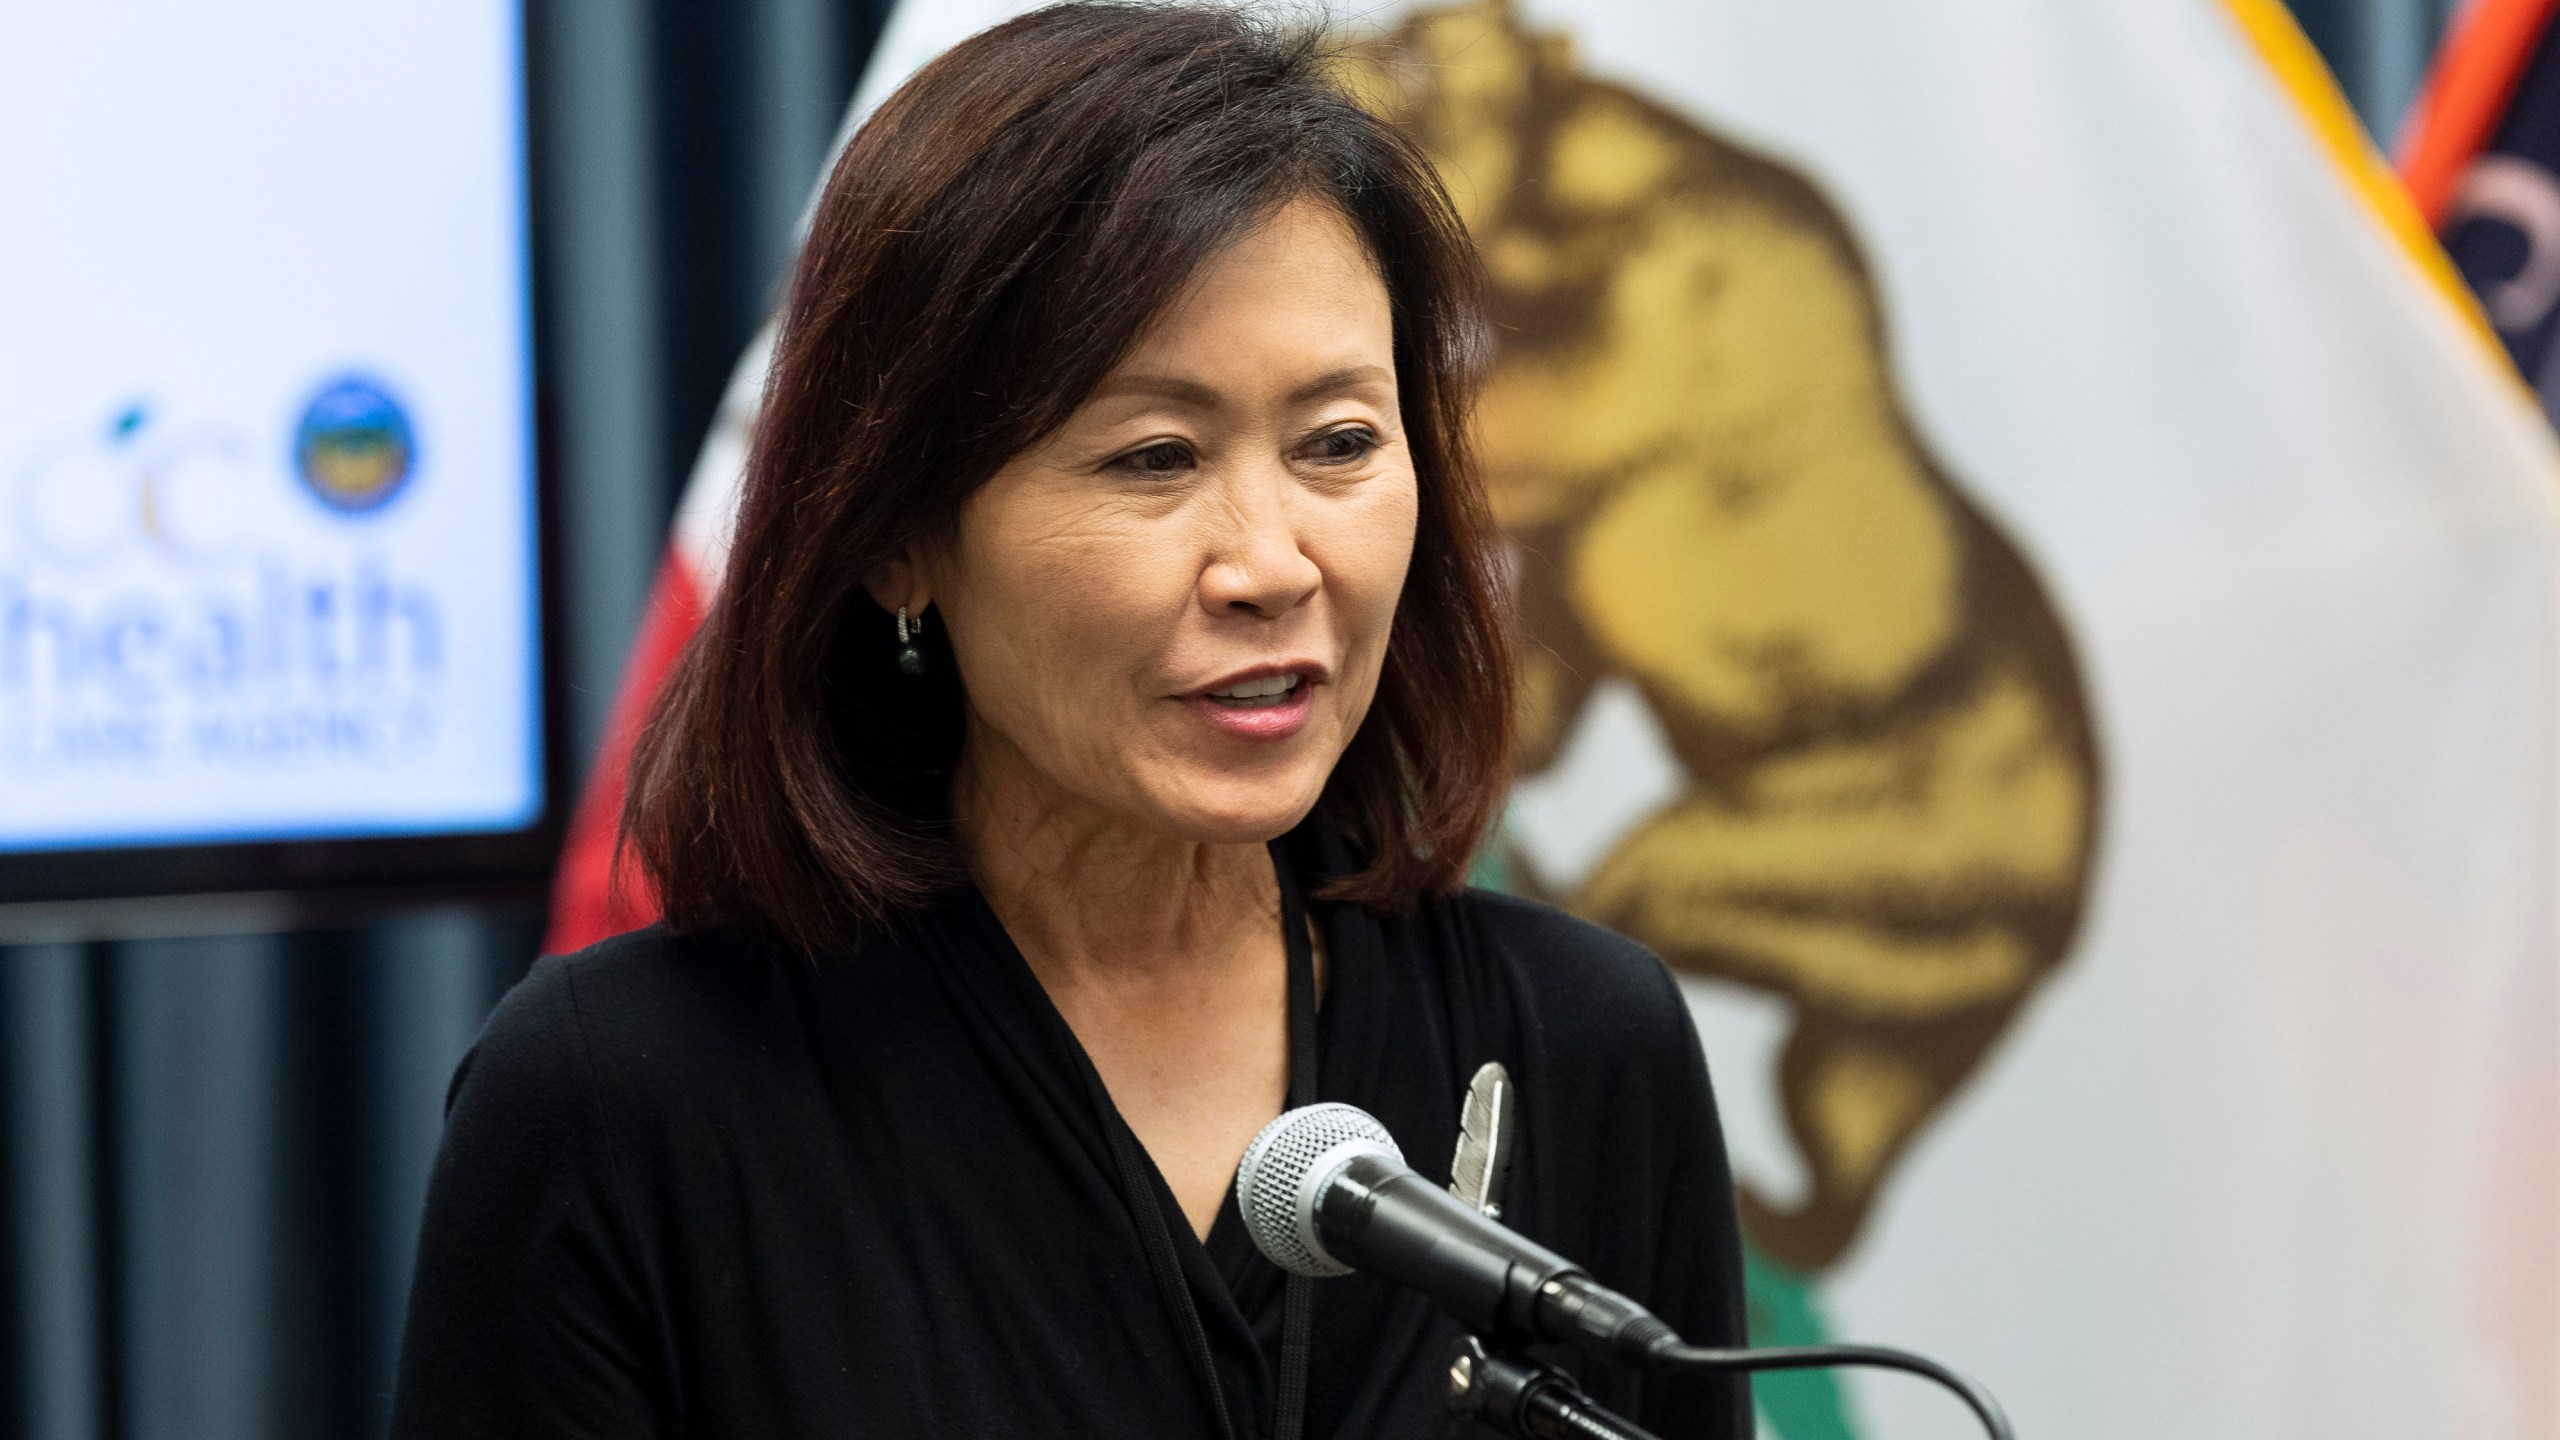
[1449,1061,1517,1220]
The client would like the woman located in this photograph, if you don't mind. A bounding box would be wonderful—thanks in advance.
[391,5,1748,1437]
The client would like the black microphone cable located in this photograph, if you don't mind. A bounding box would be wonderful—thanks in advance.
[1447,1333,2013,1440]
[1238,1104,2020,1440]
[1647,1341,2013,1440]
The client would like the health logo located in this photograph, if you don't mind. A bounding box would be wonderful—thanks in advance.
[294,376,417,514]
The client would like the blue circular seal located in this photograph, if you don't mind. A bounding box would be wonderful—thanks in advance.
[294,375,416,514]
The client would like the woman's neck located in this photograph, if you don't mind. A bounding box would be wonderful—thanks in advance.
[954,728,1297,1240]
[954,731,1279,987]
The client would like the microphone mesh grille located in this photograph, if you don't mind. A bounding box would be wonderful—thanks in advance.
[1235,1103,1401,1277]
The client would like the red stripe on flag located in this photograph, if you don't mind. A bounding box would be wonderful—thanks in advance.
[541,553,704,956]
[2399,0,2560,227]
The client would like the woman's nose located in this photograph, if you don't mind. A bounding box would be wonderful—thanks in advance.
[1199,469,1321,619]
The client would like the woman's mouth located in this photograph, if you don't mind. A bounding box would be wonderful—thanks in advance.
[1185,668,1318,740]
[1205,673,1302,707]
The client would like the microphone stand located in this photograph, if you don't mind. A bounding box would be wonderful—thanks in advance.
[1443,1335,1664,1440]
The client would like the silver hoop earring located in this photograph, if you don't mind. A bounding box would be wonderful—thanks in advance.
[896,605,926,676]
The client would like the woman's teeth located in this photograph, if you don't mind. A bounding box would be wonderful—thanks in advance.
[1207,674,1302,705]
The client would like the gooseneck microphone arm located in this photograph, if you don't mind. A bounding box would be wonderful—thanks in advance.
[1444,1336,1661,1440]
[1235,1105,2020,1440]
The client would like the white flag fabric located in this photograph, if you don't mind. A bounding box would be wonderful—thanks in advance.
[555,1,2560,1435]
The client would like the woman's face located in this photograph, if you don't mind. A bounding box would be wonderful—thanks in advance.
[922,197,1418,845]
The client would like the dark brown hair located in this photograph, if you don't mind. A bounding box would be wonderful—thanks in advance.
[623,1,1516,950]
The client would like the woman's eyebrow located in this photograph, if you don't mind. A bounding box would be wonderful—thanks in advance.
[1088,372,1221,408]
[1085,364,1395,411]
[1288,364,1394,406]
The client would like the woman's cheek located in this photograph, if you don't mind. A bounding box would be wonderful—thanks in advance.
[988,501,1169,650]
[1341,479,1420,640]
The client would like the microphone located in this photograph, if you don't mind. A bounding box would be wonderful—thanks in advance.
[1234,1103,1678,1366]
[1235,1104,2019,1440]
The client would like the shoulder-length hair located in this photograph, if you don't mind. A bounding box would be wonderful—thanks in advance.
[623,1,1516,951]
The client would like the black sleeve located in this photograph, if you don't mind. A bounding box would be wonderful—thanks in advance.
[388,955,664,1440]
[1630,972,1754,1440]
[1470,892,1754,1440]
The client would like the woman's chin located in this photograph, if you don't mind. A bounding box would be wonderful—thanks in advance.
[1140,772,1329,846]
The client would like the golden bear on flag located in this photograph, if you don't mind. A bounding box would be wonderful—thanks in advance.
[1344,1,2104,1278]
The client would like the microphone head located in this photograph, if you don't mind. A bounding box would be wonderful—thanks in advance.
[1236,1103,1404,1277]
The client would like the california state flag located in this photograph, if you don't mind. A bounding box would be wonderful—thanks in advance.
[550,0,2560,1435]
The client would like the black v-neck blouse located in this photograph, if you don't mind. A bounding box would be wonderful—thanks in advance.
[388,825,1752,1439]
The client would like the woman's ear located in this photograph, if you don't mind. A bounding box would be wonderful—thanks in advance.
[861,549,933,617]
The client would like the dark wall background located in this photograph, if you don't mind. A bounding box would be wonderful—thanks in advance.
[0,3,2465,1436]
[0,4,885,1437]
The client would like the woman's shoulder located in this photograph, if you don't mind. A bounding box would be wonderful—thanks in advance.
[461,922,804,1120]
[1434,887,1700,1065]
[1444,886,1661,975]
[491,921,761,1036]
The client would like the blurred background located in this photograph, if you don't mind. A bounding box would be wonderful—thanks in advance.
[0,1,2525,1438]
[0,6,894,1435]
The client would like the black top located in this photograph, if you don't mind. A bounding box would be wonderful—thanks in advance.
[389,824,1752,1439]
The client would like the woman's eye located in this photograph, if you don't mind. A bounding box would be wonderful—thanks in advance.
[1306,426,1379,465]
[1109,441,1194,476]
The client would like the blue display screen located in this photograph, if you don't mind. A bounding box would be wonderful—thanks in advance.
[0,1,543,852]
